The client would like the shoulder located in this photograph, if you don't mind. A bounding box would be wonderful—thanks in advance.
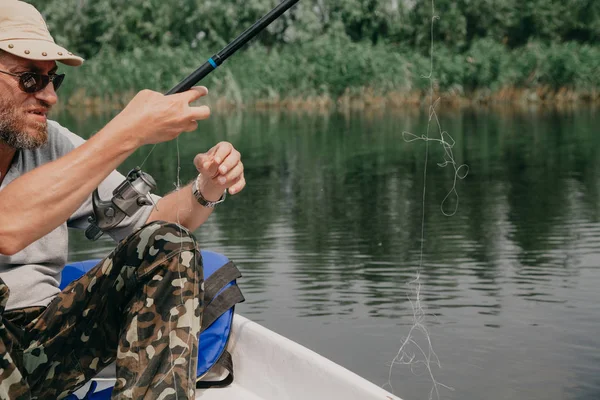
[46,120,86,157]
[16,121,86,168]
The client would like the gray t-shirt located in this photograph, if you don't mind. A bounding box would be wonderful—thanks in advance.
[0,120,159,311]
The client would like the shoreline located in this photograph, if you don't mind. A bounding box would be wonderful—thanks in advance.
[57,86,600,115]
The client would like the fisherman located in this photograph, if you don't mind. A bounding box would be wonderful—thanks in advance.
[0,1,246,398]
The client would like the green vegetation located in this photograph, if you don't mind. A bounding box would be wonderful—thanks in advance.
[29,0,600,108]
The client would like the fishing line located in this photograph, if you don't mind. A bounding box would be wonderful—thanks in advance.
[385,0,467,398]
[138,145,156,172]
[139,0,300,169]
[136,1,300,393]
[153,137,193,398]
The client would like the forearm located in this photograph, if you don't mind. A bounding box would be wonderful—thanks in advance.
[0,125,138,255]
[146,174,223,231]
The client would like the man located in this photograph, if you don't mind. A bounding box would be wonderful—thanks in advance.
[0,1,246,399]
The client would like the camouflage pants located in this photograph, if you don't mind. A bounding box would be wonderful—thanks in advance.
[0,221,204,400]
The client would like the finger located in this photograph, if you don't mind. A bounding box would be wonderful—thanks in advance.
[199,147,221,177]
[205,144,218,157]
[194,153,211,171]
[203,157,220,178]
[183,120,198,133]
[213,142,233,164]
[192,86,209,97]
[195,157,219,177]
[188,105,211,121]
[216,162,243,185]
[228,176,246,195]
[217,150,241,175]
[175,86,209,104]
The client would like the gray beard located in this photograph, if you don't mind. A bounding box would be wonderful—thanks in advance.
[0,102,48,150]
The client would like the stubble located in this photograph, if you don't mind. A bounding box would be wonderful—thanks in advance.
[0,99,48,150]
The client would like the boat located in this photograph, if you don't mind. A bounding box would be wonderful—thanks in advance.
[72,313,402,400]
[63,254,402,400]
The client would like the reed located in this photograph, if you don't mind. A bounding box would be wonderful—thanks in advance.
[56,39,600,112]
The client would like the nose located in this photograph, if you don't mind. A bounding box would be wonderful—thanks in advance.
[34,82,58,106]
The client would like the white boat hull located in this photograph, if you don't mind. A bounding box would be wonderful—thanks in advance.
[79,314,402,400]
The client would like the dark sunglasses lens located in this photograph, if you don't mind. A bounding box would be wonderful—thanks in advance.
[19,73,45,93]
[52,74,65,92]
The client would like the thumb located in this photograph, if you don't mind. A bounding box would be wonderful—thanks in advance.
[194,152,212,172]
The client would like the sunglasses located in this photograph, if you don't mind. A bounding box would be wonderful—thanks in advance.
[0,70,65,93]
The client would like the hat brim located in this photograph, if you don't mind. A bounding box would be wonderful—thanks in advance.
[0,39,83,67]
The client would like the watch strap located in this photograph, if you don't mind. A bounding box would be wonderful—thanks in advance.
[192,175,226,208]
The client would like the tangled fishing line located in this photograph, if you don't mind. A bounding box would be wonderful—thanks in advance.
[385,0,468,398]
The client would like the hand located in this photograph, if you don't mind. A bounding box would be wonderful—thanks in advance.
[194,142,246,199]
[109,86,211,147]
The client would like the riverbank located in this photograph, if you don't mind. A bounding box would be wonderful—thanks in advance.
[58,39,600,112]
[60,87,600,115]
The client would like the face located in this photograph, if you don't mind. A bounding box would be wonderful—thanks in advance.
[0,51,59,150]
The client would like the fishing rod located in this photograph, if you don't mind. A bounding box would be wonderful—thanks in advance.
[167,0,301,95]
[86,0,301,241]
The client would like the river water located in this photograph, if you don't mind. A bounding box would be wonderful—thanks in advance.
[63,105,600,400]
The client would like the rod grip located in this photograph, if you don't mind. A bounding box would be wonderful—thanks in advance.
[166,62,216,95]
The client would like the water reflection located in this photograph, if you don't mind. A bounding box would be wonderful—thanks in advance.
[64,105,600,400]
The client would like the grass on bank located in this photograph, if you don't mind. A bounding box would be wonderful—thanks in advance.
[57,38,600,111]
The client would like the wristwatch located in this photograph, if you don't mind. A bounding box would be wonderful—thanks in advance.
[192,175,227,208]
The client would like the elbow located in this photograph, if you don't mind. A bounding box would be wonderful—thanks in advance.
[0,248,18,256]
[0,218,36,255]
[0,235,23,256]
[0,246,18,257]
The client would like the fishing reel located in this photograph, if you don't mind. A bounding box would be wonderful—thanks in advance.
[85,167,157,241]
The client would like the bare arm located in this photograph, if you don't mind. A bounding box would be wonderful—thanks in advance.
[146,176,221,230]
[0,88,210,255]
[0,125,139,254]
[146,142,246,231]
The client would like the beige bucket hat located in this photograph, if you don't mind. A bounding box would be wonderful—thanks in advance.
[0,0,84,66]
